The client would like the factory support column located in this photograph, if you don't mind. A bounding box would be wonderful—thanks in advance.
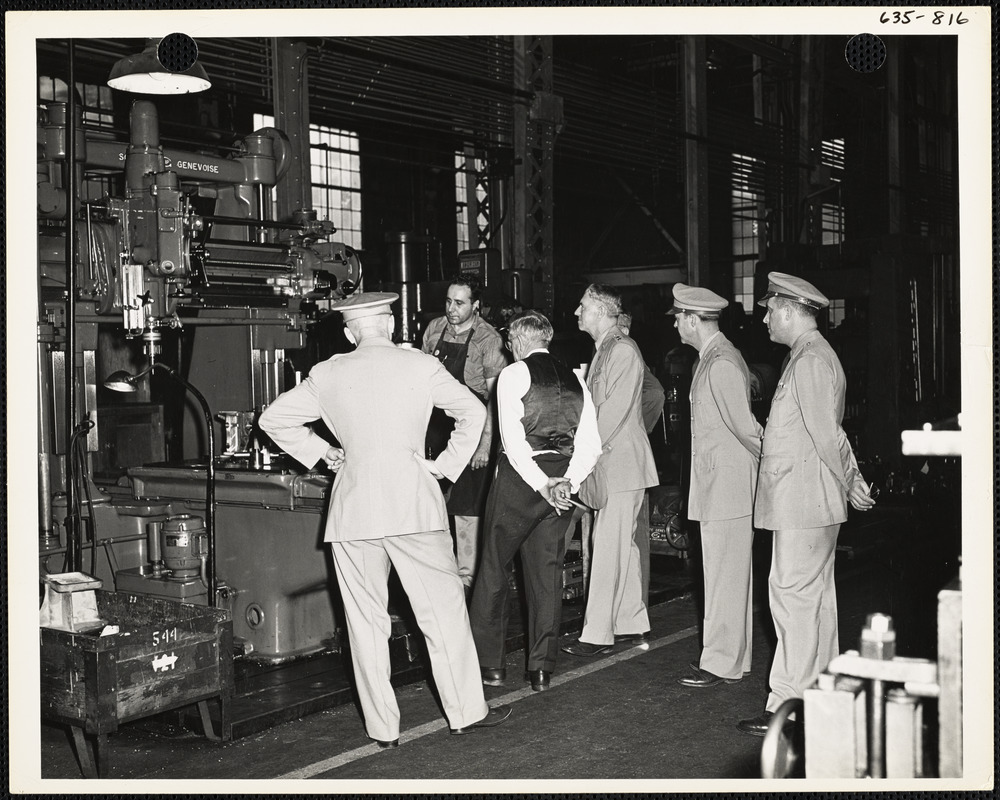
[513,36,561,316]
[797,37,826,244]
[884,37,902,235]
[682,36,709,288]
[272,39,311,222]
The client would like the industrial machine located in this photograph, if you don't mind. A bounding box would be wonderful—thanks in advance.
[760,580,962,780]
[38,96,360,662]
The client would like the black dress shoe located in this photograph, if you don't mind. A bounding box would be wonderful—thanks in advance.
[614,632,650,646]
[480,666,506,686]
[524,669,551,692]
[676,665,742,688]
[737,711,775,737]
[450,704,513,735]
[561,640,613,657]
[373,738,399,749]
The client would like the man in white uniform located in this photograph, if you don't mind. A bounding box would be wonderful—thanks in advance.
[259,292,511,747]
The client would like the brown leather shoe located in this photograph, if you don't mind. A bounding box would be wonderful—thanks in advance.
[450,704,513,735]
[676,665,742,688]
[737,711,774,737]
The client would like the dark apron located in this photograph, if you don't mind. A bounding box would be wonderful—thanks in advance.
[426,323,493,515]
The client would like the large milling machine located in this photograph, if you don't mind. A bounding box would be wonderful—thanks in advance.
[38,96,362,665]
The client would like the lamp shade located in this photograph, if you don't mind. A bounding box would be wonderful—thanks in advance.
[103,370,141,392]
[108,38,211,95]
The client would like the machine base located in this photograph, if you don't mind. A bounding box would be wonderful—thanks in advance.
[116,567,209,604]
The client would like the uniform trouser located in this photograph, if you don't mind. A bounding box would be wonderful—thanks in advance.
[331,531,489,741]
[697,516,753,680]
[580,489,649,645]
[635,493,651,602]
[765,524,841,712]
[470,453,570,672]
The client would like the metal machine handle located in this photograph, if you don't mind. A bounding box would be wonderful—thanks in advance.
[760,698,804,779]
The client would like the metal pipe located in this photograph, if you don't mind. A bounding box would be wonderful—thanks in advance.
[39,531,147,557]
[200,259,292,271]
[868,678,887,778]
[255,186,268,244]
[37,339,58,549]
[860,613,896,778]
[202,214,306,230]
[65,40,80,572]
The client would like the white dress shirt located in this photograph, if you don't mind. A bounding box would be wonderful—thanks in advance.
[497,347,602,493]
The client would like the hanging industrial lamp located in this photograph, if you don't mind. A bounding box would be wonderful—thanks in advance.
[108,35,211,95]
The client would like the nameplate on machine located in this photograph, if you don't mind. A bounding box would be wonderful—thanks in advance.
[166,158,221,175]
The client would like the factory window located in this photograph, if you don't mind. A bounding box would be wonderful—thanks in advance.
[254,115,362,250]
[828,298,846,328]
[455,149,488,252]
[731,153,762,313]
[455,152,472,251]
[819,138,845,245]
[39,76,116,202]
[309,124,362,250]
[39,76,114,128]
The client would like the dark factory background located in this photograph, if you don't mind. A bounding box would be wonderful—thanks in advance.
[35,35,961,471]
[22,26,984,784]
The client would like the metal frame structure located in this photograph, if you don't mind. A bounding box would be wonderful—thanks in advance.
[513,36,559,315]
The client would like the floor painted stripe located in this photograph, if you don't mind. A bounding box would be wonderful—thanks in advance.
[275,624,698,780]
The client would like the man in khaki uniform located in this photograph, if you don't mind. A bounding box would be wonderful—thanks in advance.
[737,273,874,736]
[562,284,659,656]
[667,284,763,689]
[259,292,511,748]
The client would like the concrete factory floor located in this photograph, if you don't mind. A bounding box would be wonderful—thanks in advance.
[37,494,960,786]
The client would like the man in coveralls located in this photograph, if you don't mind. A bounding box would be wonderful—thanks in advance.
[422,276,507,594]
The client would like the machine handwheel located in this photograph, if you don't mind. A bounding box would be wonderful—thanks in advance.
[760,698,804,779]
[664,513,689,551]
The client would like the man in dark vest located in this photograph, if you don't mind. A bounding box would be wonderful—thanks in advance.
[469,310,602,692]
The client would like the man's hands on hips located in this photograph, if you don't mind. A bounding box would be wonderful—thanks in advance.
[412,451,446,480]
[848,481,876,511]
[324,447,345,471]
[540,477,573,514]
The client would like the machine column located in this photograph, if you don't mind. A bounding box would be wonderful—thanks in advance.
[272,39,312,222]
[682,35,709,289]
